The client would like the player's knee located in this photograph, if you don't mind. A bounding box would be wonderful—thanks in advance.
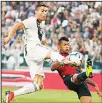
[80,96,92,103]
[33,74,44,90]
[46,51,64,62]
[39,84,43,90]
[37,79,44,90]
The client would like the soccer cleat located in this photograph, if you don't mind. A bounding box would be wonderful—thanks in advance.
[86,58,93,78]
[3,91,14,103]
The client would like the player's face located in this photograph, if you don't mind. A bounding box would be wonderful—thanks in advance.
[36,6,48,21]
[59,41,70,54]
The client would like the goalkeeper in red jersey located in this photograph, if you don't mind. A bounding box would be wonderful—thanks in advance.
[51,37,102,103]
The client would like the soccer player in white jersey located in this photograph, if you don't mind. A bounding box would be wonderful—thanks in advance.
[3,3,78,103]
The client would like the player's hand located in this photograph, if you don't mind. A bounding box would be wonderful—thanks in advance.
[4,37,11,44]
[62,58,77,66]
[61,58,70,65]
[95,84,102,98]
[66,56,81,66]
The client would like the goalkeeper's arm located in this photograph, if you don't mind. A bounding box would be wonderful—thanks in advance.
[51,60,76,71]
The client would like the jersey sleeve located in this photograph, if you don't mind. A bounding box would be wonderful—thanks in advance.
[22,18,31,29]
[22,17,36,29]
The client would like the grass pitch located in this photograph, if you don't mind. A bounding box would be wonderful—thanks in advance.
[1,88,102,103]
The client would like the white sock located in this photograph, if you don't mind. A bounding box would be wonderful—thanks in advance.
[50,51,64,62]
[14,82,39,97]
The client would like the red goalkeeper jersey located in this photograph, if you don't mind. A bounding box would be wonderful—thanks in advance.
[58,53,81,77]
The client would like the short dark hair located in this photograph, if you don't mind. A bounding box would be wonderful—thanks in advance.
[58,37,69,45]
[35,3,48,10]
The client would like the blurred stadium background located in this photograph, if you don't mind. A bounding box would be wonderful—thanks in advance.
[1,1,102,103]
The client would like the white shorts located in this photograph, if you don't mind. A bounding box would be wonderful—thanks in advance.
[24,44,52,79]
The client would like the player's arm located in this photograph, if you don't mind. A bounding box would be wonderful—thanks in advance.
[41,40,47,46]
[51,61,61,71]
[86,78,102,97]
[4,22,24,44]
[51,60,75,71]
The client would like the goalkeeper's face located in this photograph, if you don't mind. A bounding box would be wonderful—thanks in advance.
[58,40,70,54]
[36,6,48,21]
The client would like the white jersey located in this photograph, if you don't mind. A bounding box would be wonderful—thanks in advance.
[22,16,45,55]
[21,16,63,79]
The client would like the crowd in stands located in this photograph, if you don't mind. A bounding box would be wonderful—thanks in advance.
[1,1,102,69]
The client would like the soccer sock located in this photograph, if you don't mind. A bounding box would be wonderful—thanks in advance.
[77,72,87,82]
[50,51,64,62]
[14,82,39,97]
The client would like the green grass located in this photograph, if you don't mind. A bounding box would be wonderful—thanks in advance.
[2,88,102,103]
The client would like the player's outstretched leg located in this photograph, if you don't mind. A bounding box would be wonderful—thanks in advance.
[86,58,93,78]
[3,74,42,103]
[71,58,93,84]
[3,91,14,103]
